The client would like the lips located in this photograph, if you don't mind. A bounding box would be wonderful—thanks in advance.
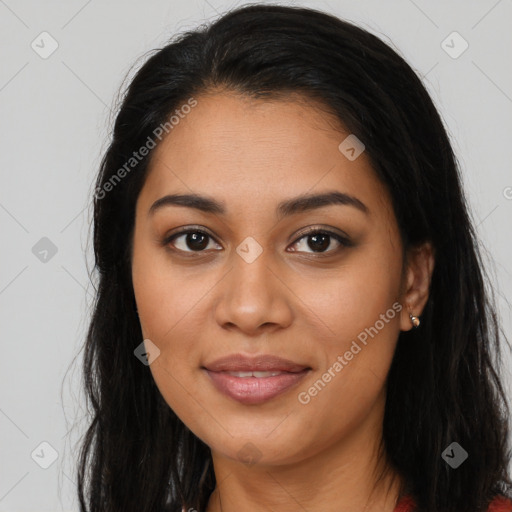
[203,353,311,405]
[223,370,285,378]
[203,353,309,373]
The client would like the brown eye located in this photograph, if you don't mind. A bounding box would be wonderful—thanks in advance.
[164,230,222,253]
[289,229,351,254]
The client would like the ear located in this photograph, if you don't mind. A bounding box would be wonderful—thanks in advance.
[399,241,435,332]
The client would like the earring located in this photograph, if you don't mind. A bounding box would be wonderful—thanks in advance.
[409,312,420,328]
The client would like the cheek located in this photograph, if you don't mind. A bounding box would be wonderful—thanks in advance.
[131,233,201,340]
[132,265,204,425]
[292,244,403,404]
[296,244,403,345]
[131,239,215,420]
[133,269,203,373]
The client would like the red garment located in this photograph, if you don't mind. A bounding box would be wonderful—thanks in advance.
[394,495,415,511]
[394,494,512,511]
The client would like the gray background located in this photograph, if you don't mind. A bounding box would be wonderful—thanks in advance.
[1,0,511,510]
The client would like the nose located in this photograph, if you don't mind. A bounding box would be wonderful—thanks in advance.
[213,247,294,336]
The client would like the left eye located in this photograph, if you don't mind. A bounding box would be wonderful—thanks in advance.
[289,230,349,254]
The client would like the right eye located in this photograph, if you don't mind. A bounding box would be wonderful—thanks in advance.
[163,229,223,254]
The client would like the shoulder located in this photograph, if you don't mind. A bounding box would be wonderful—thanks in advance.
[394,495,415,512]
[394,494,512,512]
[488,495,512,512]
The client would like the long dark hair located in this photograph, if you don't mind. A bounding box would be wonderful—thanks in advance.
[76,4,512,511]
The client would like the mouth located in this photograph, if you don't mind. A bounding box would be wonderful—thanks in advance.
[202,353,311,405]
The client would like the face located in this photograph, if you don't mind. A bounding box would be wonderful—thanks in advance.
[131,91,429,468]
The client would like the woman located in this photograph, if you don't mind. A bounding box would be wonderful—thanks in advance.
[77,4,512,511]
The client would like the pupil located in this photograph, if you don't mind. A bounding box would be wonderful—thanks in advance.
[187,232,208,251]
[308,234,330,252]
[184,233,331,252]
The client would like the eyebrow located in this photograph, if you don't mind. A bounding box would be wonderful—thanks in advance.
[148,191,369,218]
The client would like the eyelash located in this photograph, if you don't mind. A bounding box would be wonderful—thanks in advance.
[162,226,352,256]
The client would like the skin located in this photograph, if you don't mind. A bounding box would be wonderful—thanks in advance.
[131,90,435,512]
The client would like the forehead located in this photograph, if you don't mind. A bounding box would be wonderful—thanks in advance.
[151,91,346,167]
[139,91,390,217]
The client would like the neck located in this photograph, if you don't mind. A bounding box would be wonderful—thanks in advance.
[205,393,403,512]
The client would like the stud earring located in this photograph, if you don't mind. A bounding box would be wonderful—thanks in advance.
[409,312,420,328]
